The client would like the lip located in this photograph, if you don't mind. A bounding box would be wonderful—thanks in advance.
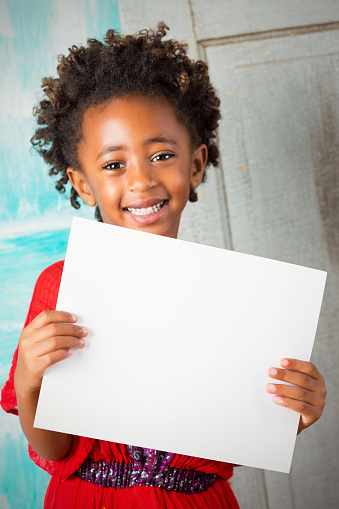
[124,200,168,225]
[123,198,167,209]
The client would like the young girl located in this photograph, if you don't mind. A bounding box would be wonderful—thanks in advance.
[1,22,327,509]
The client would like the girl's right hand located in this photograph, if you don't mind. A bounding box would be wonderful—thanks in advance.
[14,310,87,396]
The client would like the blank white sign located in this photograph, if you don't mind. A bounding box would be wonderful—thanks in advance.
[34,217,326,472]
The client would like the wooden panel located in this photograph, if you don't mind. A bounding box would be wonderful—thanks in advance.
[119,0,198,55]
[231,467,269,509]
[192,0,339,40]
[179,167,232,248]
[206,28,339,509]
[206,30,339,263]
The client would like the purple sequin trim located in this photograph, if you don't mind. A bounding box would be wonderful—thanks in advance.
[73,446,217,494]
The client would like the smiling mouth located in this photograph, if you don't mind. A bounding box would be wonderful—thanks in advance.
[124,200,166,216]
[123,199,169,225]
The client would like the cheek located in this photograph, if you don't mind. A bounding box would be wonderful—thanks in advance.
[95,178,120,199]
[168,167,191,190]
[174,172,191,199]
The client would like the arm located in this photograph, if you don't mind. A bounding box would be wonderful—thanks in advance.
[14,310,87,460]
[265,358,327,434]
[16,387,73,461]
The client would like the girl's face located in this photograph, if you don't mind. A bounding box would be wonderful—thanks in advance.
[67,95,208,239]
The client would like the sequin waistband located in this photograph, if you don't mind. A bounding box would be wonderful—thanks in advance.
[73,446,217,495]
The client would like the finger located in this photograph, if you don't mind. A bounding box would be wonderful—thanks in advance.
[33,335,86,357]
[42,323,88,340]
[280,358,322,380]
[37,348,74,374]
[265,383,317,406]
[271,396,320,427]
[30,310,78,330]
[267,367,317,392]
[25,323,88,345]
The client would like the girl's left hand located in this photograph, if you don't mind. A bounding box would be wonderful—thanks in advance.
[265,358,327,434]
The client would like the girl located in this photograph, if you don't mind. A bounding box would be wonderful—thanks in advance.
[1,22,327,509]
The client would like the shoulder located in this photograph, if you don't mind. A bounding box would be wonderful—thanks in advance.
[35,260,64,290]
[25,261,65,325]
[34,260,65,301]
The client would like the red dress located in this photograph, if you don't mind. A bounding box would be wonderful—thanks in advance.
[1,261,239,509]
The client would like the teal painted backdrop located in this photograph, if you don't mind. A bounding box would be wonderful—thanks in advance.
[0,1,121,507]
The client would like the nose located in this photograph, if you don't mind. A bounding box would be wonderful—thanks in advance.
[127,159,157,192]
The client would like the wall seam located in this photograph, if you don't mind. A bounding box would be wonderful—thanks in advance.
[214,130,235,251]
[199,20,339,46]
[260,470,270,509]
[200,43,234,251]
[235,51,339,69]
[187,0,199,53]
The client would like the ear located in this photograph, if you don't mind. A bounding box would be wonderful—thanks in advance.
[190,144,208,190]
[67,167,96,207]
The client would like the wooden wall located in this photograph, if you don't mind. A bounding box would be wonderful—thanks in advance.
[119,2,339,507]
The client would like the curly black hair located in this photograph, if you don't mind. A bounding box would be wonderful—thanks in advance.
[31,22,221,222]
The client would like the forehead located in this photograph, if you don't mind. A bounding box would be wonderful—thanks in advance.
[80,94,190,145]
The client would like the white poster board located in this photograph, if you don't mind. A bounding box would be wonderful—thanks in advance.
[34,217,327,472]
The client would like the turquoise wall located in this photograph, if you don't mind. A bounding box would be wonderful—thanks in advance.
[0,1,121,507]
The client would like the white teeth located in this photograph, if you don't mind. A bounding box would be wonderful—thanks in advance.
[127,200,164,216]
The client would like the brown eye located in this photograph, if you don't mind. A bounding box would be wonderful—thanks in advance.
[102,161,125,170]
[152,153,174,162]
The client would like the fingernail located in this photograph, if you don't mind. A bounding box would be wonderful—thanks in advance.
[273,396,283,403]
[266,384,276,392]
[80,327,88,336]
[79,339,86,346]
[269,368,278,376]
[70,314,78,321]
[67,349,73,357]
[281,359,289,367]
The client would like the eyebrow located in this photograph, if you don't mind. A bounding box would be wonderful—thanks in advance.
[96,136,178,161]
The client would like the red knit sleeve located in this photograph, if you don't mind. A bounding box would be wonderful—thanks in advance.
[28,434,95,478]
[0,260,96,479]
[0,261,65,415]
